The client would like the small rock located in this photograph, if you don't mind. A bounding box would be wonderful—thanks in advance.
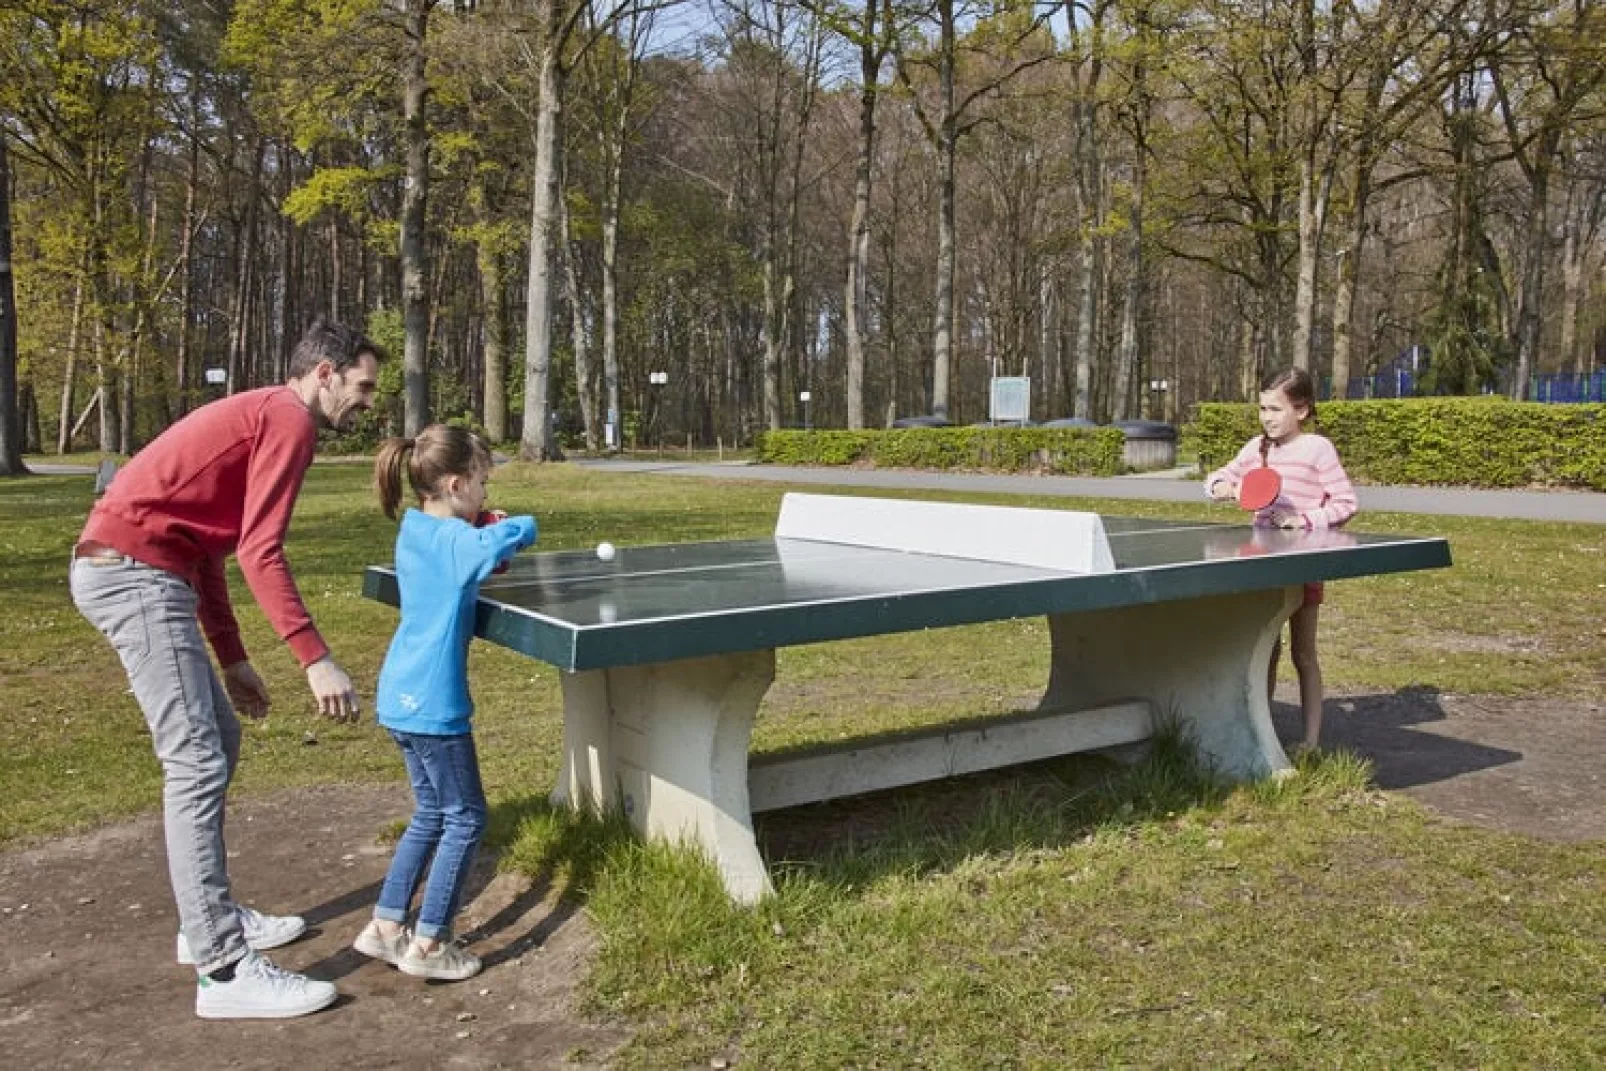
[711,1058,731,1070]
[478,988,490,997]
[770,921,785,938]
[456,1030,471,1040]
[303,732,319,746]
[77,896,95,905]
[456,1012,476,1023]
[42,950,54,958]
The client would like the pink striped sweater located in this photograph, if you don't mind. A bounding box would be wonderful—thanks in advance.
[1205,432,1358,530]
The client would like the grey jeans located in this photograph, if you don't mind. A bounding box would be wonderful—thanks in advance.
[70,555,248,973]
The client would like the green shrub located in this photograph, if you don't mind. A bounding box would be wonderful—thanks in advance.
[755,427,1126,476]
[1188,397,1606,490]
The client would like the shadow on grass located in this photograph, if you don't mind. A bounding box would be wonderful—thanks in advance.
[756,727,1229,891]
[1270,685,1522,791]
[484,727,1241,918]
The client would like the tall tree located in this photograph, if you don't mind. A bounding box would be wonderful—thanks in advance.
[896,0,1055,419]
[0,130,27,476]
[401,0,438,434]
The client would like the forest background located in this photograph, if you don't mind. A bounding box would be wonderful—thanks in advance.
[0,0,1603,472]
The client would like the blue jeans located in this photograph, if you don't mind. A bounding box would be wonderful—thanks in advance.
[376,730,487,941]
[70,555,248,973]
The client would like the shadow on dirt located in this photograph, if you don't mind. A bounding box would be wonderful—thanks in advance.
[1272,684,1523,791]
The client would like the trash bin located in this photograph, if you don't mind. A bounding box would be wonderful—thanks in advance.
[1112,419,1178,471]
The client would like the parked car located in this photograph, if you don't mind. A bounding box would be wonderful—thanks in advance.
[889,414,953,429]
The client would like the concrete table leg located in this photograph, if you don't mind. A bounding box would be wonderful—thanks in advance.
[552,650,778,904]
[1040,587,1300,780]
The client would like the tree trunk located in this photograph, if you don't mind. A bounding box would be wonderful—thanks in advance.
[1110,89,1148,422]
[1069,8,1104,421]
[1110,175,1142,421]
[1510,155,1550,400]
[175,82,202,416]
[559,177,596,451]
[0,131,25,475]
[1329,158,1372,399]
[1038,260,1056,419]
[227,142,264,394]
[400,0,434,435]
[57,263,86,454]
[520,26,564,461]
[1290,153,1329,372]
[478,238,507,442]
[930,0,957,420]
[327,218,342,322]
[600,150,622,453]
[843,40,879,430]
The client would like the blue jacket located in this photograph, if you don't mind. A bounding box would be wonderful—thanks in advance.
[376,509,537,735]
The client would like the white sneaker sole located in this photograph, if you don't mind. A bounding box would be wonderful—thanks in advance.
[195,983,338,1020]
[397,955,482,982]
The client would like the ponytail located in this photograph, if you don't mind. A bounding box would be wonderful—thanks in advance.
[374,424,493,520]
[374,437,416,520]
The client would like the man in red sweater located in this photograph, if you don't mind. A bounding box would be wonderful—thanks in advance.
[69,319,382,1020]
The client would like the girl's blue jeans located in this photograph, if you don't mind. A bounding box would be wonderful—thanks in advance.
[375,730,488,941]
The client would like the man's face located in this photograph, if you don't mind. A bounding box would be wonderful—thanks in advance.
[319,353,379,431]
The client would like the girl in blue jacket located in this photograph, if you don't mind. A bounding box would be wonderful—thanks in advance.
[354,425,536,981]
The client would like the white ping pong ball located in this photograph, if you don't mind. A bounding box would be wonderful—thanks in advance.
[596,542,616,561]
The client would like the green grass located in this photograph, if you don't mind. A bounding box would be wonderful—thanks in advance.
[2,461,1603,1066]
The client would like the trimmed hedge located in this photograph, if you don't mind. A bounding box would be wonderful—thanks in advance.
[1188,397,1606,490]
[756,426,1127,476]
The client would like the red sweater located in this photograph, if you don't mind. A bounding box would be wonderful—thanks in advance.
[79,386,329,669]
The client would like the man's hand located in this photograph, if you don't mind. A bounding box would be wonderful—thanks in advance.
[305,656,360,723]
[222,661,272,720]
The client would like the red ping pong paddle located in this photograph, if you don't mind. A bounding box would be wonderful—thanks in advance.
[476,510,511,574]
[1237,464,1282,511]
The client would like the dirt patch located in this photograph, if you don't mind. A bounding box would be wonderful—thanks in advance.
[0,785,630,1070]
[1274,687,1605,843]
[1,692,1600,1068]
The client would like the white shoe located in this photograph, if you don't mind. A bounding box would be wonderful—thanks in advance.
[397,938,482,982]
[194,951,338,1020]
[353,921,411,967]
[176,905,307,965]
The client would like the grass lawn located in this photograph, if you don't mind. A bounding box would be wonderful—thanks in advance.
[2,461,1602,1066]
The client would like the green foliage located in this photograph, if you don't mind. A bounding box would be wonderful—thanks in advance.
[282,166,384,225]
[756,427,1127,476]
[1188,399,1606,490]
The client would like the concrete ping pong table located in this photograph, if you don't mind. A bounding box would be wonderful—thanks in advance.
[363,493,1451,903]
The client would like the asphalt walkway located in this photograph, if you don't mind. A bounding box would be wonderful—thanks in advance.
[28,457,1605,523]
[573,459,1606,525]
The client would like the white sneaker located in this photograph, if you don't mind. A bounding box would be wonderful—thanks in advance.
[176,905,307,965]
[397,938,482,982]
[194,951,338,1020]
[353,921,411,967]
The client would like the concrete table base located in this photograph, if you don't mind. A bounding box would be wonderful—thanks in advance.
[548,584,1297,904]
[1042,586,1301,780]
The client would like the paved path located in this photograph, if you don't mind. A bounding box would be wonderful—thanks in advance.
[27,457,1606,523]
[575,460,1606,524]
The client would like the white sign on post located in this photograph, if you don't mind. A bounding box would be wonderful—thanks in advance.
[989,376,1030,423]
[204,368,227,386]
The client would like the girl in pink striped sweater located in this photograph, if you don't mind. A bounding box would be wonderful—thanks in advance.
[1206,368,1357,752]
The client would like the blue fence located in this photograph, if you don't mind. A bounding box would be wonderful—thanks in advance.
[1529,371,1606,403]
[1322,370,1604,403]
